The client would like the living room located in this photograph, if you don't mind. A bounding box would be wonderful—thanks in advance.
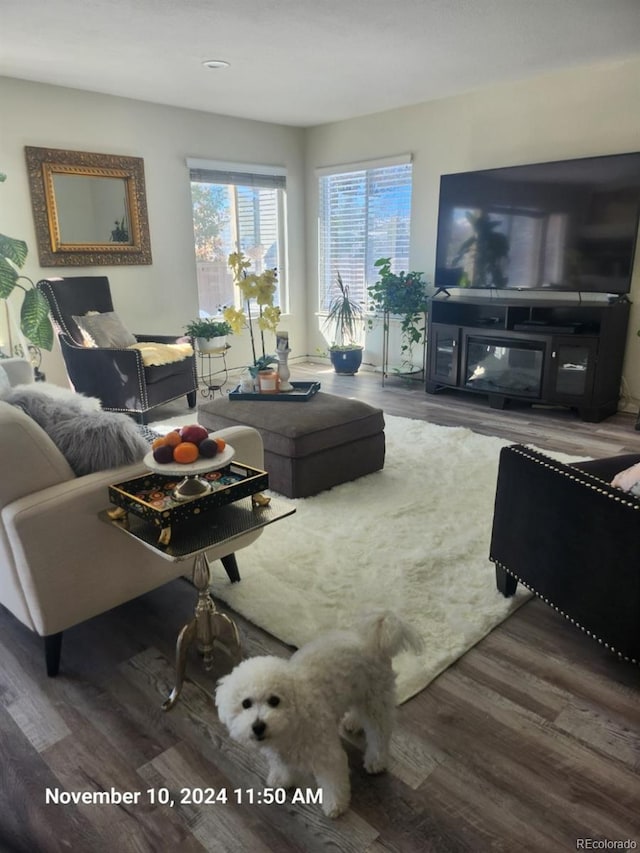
[1,2,640,850]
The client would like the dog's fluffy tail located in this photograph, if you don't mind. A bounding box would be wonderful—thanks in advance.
[355,610,424,657]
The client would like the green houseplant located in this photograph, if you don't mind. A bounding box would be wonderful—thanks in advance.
[323,271,364,375]
[184,317,232,352]
[368,257,428,370]
[0,172,53,354]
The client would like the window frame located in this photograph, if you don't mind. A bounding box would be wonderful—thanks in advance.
[187,158,288,314]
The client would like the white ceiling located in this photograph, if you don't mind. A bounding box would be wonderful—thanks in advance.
[2,0,640,127]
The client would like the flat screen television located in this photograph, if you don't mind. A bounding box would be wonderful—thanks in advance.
[434,152,640,296]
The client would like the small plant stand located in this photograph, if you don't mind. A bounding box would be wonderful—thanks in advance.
[197,345,230,398]
[380,309,427,387]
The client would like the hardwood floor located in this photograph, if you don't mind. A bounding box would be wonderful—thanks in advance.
[1,364,639,852]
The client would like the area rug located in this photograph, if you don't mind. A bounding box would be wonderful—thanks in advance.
[153,413,582,703]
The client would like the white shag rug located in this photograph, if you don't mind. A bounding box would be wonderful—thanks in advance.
[153,413,579,703]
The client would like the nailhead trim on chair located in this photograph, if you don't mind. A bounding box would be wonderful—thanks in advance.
[512,445,640,511]
[491,557,638,666]
[495,445,640,665]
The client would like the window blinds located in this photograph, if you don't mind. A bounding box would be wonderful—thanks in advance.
[318,161,413,309]
[187,158,286,190]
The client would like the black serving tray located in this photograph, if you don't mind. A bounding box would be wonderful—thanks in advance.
[229,380,321,401]
[108,462,269,529]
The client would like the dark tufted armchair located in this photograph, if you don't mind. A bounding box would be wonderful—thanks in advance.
[38,276,197,423]
[490,444,640,665]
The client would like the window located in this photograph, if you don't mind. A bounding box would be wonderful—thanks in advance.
[318,157,413,311]
[188,160,287,315]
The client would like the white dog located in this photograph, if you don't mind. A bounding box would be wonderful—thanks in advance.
[215,610,423,818]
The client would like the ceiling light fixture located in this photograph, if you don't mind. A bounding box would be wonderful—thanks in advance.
[202,59,230,70]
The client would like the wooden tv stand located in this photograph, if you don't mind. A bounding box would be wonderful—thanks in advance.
[425,294,630,422]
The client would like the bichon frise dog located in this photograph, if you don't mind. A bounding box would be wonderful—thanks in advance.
[215,610,423,818]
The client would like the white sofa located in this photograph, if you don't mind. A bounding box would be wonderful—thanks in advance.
[0,359,265,675]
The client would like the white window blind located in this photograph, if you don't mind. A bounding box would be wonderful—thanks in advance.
[318,159,413,310]
[187,160,287,315]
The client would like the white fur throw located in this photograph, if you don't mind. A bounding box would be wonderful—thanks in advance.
[8,382,102,412]
[6,387,148,475]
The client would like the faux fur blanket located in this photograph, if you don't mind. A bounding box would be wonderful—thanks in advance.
[128,342,193,366]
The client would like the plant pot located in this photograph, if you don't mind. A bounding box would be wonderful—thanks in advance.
[329,346,363,375]
[197,335,227,353]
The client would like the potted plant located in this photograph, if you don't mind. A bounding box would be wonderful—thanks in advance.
[223,251,282,385]
[0,172,53,356]
[368,257,428,371]
[184,317,232,352]
[323,271,364,375]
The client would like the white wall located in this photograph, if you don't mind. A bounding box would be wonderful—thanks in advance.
[0,77,306,385]
[305,58,640,410]
[3,61,640,411]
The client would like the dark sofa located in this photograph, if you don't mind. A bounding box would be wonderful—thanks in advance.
[489,444,640,664]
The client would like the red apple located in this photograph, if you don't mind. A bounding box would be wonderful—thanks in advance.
[180,424,209,445]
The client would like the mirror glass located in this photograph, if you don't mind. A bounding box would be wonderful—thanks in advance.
[25,147,152,266]
[52,174,132,245]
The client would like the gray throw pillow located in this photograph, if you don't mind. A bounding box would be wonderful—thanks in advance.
[8,382,101,413]
[48,410,149,476]
[6,389,148,475]
[72,311,137,348]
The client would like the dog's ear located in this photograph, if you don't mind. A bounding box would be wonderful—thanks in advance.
[214,675,232,725]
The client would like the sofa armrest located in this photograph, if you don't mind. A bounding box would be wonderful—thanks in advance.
[0,402,74,507]
[210,425,264,471]
[489,444,640,660]
[1,461,160,633]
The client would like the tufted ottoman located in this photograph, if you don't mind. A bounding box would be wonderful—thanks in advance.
[198,392,385,498]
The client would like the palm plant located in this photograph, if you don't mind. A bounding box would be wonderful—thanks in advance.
[324,271,364,349]
[323,271,364,375]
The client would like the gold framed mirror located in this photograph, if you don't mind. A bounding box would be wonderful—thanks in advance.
[25,146,152,266]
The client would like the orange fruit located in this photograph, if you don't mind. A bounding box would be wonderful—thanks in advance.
[151,436,167,450]
[214,437,226,452]
[173,442,199,464]
[164,430,182,447]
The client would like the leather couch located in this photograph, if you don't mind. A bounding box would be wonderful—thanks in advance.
[490,443,640,664]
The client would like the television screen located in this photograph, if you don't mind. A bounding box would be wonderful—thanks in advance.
[434,152,640,295]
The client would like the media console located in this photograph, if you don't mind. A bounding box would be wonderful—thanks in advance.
[425,295,630,422]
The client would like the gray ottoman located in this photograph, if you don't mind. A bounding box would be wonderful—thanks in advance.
[198,392,385,498]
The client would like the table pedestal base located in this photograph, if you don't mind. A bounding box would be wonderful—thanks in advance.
[163,552,241,710]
